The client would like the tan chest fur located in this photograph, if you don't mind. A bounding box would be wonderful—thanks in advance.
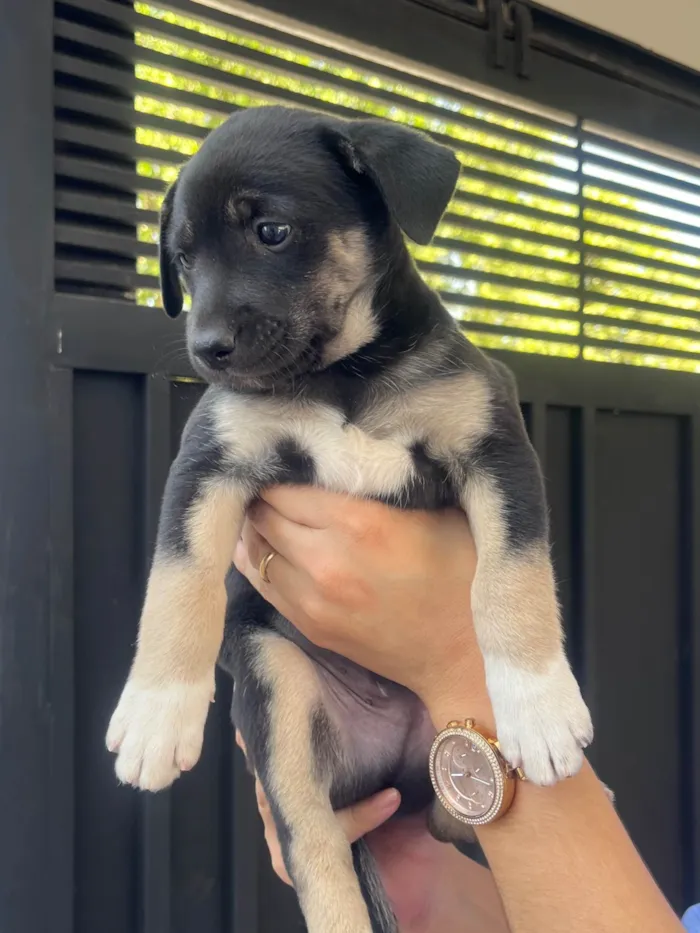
[212,370,492,499]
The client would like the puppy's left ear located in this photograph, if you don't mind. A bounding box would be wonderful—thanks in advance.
[159,180,183,319]
[338,120,460,245]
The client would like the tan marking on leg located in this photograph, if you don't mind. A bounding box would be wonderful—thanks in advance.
[461,477,592,784]
[253,634,374,933]
[107,480,246,791]
[135,479,246,679]
[462,476,559,667]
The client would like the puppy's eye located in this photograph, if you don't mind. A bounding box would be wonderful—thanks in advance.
[257,222,291,248]
[175,252,192,271]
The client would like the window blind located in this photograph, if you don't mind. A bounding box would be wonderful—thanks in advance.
[54,0,700,373]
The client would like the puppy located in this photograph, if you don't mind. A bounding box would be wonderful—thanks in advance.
[107,105,592,933]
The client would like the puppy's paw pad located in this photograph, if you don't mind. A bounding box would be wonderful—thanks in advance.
[106,678,213,791]
[486,656,593,786]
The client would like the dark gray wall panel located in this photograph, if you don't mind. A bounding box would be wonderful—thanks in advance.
[73,371,144,933]
[591,410,684,907]
[545,406,578,670]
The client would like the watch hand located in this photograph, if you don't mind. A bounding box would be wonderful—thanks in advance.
[450,772,465,778]
[470,776,491,786]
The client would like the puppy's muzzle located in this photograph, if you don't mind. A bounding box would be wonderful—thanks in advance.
[191,307,286,374]
[192,331,237,371]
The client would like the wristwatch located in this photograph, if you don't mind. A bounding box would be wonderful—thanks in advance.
[429,719,523,826]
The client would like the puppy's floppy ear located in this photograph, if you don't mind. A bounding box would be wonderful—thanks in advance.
[337,120,460,245]
[159,180,183,319]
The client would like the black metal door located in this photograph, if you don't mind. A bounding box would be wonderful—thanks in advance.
[51,347,698,932]
[2,0,699,931]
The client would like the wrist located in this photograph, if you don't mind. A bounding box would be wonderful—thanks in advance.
[421,673,496,736]
[412,632,496,733]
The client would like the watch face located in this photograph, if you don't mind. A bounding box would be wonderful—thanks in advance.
[429,729,504,824]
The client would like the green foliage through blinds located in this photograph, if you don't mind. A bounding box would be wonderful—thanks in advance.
[131,0,700,374]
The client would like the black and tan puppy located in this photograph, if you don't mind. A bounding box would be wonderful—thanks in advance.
[107,106,592,932]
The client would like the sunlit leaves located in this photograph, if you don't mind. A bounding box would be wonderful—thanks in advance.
[457,176,579,217]
[137,159,179,183]
[448,201,579,240]
[136,94,227,130]
[447,305,579,335]
[583,345,700,373]
[437,222,579,264]
[137,190,164,212]
[413,244,578,288]
[584,301,700,334]
[468,332,579,357]
[584,322,700,355]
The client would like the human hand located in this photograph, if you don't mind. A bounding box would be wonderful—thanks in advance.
[236,730,507,933]
[233,487,492,724]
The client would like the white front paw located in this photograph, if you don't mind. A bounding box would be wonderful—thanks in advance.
[486,655,593,786]
[106,676,214,791]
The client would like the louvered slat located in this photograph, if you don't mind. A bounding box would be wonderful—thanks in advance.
[54,0,138,298]
[125,1,583,346]
[54,0,700,371]
[581,128,700,372]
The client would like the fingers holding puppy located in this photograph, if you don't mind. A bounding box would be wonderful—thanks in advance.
[235,731,400,887]
[233,520,315,629]
[258,782,401,887]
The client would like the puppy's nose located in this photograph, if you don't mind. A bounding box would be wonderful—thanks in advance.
[192,334,236,371]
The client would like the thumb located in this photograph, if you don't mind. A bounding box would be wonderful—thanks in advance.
[337,788,401,843]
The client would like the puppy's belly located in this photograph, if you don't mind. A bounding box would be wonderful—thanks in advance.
[307,646,436,814]
[222,579,436,813]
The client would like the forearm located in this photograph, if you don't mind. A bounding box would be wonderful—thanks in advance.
[421,843,509,933]
[427,692,683,933]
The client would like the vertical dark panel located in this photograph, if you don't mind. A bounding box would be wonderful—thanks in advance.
[141,375,173,933]
[171,674,231,933]
[528,401,548,472]
[0,0,56,930]
[48,368,76,933]
[685,414,700,906]
[591,410,684,910]
[74,372,144,933]
[168,378,230,933]
[576,407,597,710]
[545,407,577,668]
[256,823,306,933]
[231,748,263,933]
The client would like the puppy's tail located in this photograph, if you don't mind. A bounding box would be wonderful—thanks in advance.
[352,838,397,933]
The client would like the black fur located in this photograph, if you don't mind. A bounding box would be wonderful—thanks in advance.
[158,106,460,392]
[275,438,316,486]
[469,404,549,549]
[146,106,557,931]
[156,407,226,556]
[331,118,461,245]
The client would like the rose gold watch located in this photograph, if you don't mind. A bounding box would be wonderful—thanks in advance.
[429,719,523,826]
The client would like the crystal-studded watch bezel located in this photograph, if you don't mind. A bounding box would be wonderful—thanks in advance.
[429,726,506,826]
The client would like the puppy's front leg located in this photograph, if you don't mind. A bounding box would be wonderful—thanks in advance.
[462,431,593,786]
[107,458,246,791]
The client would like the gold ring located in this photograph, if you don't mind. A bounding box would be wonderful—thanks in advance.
[259,550,276,584]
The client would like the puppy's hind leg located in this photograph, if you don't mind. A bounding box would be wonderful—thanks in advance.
[237,632,395,933]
